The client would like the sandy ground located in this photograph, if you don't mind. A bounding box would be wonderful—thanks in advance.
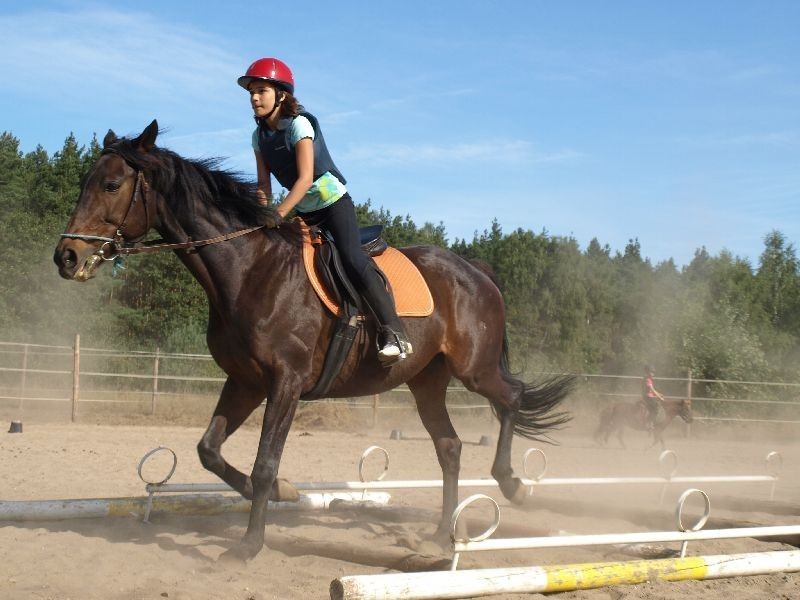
[1,409,799,600]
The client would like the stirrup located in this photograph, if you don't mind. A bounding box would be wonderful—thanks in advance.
[377,329,413,365]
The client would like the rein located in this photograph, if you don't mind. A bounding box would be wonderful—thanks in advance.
[114,224,266,256]
[61,167,266,261]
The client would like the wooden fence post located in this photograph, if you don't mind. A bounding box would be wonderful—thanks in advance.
[71,334,80,423]
[151,347,160,416]
[685,368,693,438]
[19,344,29,414]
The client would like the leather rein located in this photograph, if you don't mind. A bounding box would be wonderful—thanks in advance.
[60,167,265,262]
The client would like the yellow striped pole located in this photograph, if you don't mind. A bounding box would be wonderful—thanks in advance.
[331,550,800,600]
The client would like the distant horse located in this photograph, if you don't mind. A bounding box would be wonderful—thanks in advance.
[53,120,573,561]
[594,398,692,450]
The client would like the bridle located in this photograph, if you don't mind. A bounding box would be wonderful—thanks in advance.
[60,169,152,262]
[60,160,266,262]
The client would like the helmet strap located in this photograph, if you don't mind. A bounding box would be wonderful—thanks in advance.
[263,92,285,123]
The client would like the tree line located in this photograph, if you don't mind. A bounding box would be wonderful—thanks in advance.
[1,131,799,389]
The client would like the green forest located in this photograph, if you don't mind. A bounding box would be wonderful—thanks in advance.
[2,131,799,387]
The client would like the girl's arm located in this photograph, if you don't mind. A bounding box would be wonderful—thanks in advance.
[276,137,314,218]
[255,151,272,205]
[647,380,665,400]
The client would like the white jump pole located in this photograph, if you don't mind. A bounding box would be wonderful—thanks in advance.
[0,491,390,523]
[330,550,800,600]
[453,523,800,555]
[137,446,396,521]
[0,494,244,521]
[142,447,782,497]
[1,445,396,523]
[145,475,777,493]
[448,490,800,569]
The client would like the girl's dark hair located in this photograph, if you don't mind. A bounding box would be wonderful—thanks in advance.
[278,92,301,117]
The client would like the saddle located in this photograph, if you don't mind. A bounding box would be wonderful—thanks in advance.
[302,225,434,318]
[639,398,666,426]
[298,222,433,400]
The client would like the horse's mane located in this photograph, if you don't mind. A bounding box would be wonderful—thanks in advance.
[104,137,287,233]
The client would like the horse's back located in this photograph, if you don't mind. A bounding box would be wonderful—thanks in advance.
[398,245,505,318]
[604,401,647,430]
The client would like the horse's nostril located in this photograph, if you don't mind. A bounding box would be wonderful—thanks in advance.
[62,248,77,268]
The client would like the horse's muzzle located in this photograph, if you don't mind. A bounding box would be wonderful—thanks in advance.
[54,239,102,281]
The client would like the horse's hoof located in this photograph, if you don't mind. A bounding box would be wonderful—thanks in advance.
[427,527,452,552]
[418,538,448,555]
[511,483,531,505]
[270,478,299,502]
[495,476,527,504]
[218,541,262,564]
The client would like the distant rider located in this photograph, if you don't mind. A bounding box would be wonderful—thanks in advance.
[642,364,665,431]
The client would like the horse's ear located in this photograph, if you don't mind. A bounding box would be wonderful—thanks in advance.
[133,119,159,153]
[103,129,118,148]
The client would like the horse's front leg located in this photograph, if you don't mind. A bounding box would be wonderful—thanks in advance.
[221,372,301,562]
[408,357,461,540]
[197,378,263,499]
[656,428,666,450]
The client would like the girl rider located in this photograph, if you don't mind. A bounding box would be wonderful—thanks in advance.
[642,364,665,431]
[238,57,412,364]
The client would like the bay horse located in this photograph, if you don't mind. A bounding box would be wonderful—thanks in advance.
[594,397,692,450]
[53,120,573,561]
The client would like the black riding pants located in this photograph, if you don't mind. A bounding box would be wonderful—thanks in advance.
[644,397,659,421]
[301,194,403,331]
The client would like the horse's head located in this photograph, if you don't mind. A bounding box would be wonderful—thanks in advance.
[54,120,159,281]
[679,398,693,423]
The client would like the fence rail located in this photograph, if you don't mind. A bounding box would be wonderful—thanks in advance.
[1,337,799,426]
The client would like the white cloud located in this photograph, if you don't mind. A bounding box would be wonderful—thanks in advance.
[0,7,241,102]
[341,140,580,167]
[324,110,363,125]
[674,131,800,149]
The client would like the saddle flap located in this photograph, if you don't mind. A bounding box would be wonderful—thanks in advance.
[314,242,361,315]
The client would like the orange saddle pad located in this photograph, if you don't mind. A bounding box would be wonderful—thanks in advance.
[302,243,434,318]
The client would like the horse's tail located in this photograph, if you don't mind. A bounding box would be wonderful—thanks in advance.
[497,338,574,441]
[468,258,575,441]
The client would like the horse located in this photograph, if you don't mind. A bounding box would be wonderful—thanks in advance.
[53,120,574,561]
[593,397,692,450]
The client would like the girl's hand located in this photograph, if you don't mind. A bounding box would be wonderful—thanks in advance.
[256,189,269,206]
[257,210,283,229]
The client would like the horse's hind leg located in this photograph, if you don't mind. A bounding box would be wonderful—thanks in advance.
[407,355,461,536]
[489,384,529,504]
[458,368,529,504]
[197,378,294,501]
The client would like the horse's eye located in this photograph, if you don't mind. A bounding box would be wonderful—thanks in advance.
[104,182,121,193]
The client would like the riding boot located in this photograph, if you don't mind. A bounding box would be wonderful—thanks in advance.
[357,262,413,364]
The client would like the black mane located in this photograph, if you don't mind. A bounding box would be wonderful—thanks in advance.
[104,138,280,228]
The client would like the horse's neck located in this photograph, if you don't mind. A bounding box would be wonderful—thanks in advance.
[155,198,275,316]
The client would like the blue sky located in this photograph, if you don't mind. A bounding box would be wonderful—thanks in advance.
[2,1,798,267]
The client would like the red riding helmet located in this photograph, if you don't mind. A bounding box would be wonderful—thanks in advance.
[237,58,295,94]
